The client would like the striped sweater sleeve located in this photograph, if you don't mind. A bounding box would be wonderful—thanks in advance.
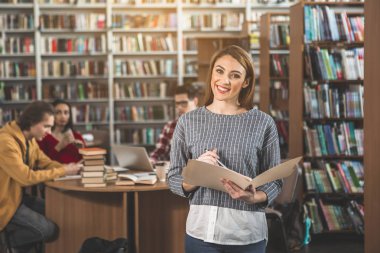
[167,117,190,198]
[256,118,282,206]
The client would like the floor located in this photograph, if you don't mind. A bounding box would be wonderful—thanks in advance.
[267,234,364,253]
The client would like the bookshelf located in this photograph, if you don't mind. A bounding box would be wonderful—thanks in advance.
[364,0,380,252]
[0,0,296,146]
[289,1,364,236]
[259,12,289,158]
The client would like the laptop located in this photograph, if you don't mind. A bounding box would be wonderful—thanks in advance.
[112,145,154,172]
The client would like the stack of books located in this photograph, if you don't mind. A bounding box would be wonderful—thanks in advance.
[79,147,107,188]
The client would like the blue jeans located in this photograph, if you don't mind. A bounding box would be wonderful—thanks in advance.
[185,234,266,253]
[5,194,58,252]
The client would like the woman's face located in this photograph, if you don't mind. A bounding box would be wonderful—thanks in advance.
[210,55,247,105]
[54,103,70,127]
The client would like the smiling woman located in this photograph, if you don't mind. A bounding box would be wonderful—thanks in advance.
[168,45,282,253]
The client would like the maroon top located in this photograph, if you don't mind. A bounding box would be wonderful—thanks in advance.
[37,132,85,164]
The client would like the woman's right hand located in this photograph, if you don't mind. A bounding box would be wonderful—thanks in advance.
[55,130,75,151]
[196,148,219,166]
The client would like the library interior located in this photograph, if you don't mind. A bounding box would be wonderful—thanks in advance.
[0,0,379,253]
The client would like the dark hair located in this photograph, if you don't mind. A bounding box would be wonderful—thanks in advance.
[17,101,55,131]
[174,84,197,100]
[52,99,74,133]
[204,45,255,110]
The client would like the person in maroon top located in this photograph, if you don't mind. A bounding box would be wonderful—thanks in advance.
[37,99,85,164]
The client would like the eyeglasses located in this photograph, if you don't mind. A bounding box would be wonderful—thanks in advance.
[175,100,189,107]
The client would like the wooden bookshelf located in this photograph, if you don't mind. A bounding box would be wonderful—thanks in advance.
[364,0,380,252]
[259,12,289,159]
[289,1,365,236]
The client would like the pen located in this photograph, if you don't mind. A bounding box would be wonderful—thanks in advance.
[205,149,228,168]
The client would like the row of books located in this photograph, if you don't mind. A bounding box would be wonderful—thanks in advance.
[270,23,290,48]
[42,60,107,77]
[40,0,106,3]
[72,104,109,123]
[41,36,106,54]
[304,160,364,194]
[114,81,168,99]
[114,0,174,3]
[0,61,36,78]
[183,38,198,51]
[305,198,363,234]
[305,46,364,81]
[40,14,106,30]
[303,121,363,157]
[113,33,176,53]
[0,83,37,101]
[114,59,176,76]
[114,104,173,121]
[304,6,364,43]
[270,81,288,101]
[270,54,289,77]
[43,81,108,100]
[0,108,22,126]
[184,58,198,75]
[303,84,363,119]
[114,127,162,145]
[0,37,34,54]
[112,14,177,29]
[182,13,244,30]
[0,14,34,30]
[182,0,244,4]
[269,109,289,120]
[0,0,33,3]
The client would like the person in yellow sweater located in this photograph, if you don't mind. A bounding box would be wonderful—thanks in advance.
[0,101,81,253]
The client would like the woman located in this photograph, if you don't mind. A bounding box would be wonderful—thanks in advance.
[38,99,85,163]
[167,45,282,253]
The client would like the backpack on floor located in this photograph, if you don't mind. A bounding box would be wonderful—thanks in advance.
[78,237,128,253]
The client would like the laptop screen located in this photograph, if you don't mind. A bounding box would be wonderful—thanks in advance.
[112,145,154,172]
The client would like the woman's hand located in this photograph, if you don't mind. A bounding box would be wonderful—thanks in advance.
[221,179,267,204]
[182,182,198,193]
[196,149,219,166]
[55,130,75,151]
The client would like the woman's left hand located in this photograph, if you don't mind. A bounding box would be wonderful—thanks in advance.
[221,179,267,204]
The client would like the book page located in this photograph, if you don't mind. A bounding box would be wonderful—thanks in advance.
[182,157,302,192]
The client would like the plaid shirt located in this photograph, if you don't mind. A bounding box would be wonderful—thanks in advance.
[150,119,177,163]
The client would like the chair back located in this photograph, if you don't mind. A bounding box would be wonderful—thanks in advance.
[274,165,301,205]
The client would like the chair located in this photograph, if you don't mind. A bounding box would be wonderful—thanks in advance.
[0,229,13,253]
[265,164,302,253]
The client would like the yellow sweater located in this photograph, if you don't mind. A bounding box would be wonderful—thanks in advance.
[0,121,66,230]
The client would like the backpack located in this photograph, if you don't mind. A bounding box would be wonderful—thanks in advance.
[78,237,128,253]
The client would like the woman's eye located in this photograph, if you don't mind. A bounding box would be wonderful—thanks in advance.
[216,69,223,74]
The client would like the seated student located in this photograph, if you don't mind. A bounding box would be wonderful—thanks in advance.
[149,84,198,164]
[38,99,85,164]
[0,101,81,252]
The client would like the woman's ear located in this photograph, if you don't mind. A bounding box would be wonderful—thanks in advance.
[242,80,249,88]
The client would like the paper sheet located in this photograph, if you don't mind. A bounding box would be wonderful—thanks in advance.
[182,157,302,192]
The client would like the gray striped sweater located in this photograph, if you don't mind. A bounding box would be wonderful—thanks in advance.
[168,106,282,211]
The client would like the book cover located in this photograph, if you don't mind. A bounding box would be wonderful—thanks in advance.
[182,157,302,193]
[118,173,157,185]
[79,147,107,156]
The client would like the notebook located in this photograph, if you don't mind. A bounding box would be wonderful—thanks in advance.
[112,145,154,172]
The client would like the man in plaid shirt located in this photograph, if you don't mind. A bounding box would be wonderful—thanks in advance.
[150,85,198,163]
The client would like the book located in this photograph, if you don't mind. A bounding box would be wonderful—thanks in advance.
[118,173,157,185]
[182,157,302,193]
[79,147,107,156]
[115,180,135,186]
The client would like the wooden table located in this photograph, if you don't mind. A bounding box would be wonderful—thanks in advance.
[44,180,188,253]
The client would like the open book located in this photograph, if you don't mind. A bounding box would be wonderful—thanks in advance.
[182,157,302,192]
[118,173,157,185]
